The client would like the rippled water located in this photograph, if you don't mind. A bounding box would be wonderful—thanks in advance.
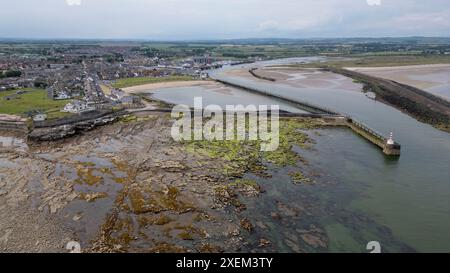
[150,85,306,113]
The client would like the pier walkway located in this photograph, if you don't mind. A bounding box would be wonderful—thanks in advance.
[213,77,401,156]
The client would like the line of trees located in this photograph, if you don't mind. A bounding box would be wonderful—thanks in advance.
[0,70,22,79]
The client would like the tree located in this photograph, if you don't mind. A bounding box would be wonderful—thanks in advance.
[3,70,22,78]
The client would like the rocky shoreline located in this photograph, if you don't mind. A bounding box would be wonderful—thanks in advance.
[0,111,335,252]
[29,110,126,141]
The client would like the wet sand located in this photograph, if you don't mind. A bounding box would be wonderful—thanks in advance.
[345,64,450,100]
[222,67,363,92]
[122,81,210,94]
[122,79,304,113]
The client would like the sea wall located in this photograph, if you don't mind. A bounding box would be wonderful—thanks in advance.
[326,67,450,133]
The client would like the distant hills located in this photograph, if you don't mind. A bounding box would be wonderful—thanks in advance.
[2,37,450,45]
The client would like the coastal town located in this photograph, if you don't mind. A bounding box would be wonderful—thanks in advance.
[1,33,450,259]
[2,40,449,125]
[2,0,450,263]
[0,43,246,123]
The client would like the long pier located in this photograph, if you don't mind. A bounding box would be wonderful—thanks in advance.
[213,77,401,156]
[214,79,339,115]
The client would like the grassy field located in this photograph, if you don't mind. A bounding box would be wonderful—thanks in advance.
[214,44,313,59]
[137,43,320,60]
[0,88,70,118]
[112,75,194,89]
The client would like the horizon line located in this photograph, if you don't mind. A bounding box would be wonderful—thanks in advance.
[1,36,450,42]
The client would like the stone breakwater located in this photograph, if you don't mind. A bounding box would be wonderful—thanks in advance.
[213,77,401,156]
[326,67,450,133]
[249,68,277,82]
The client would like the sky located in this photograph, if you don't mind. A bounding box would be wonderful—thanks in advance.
[1,0,450,40]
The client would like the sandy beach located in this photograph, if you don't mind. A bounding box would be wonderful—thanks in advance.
[345,64,450,90]
[345,63,450,71]
[344,64,450,100]
[122,80,211,94]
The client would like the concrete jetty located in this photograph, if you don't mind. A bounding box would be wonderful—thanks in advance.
[347,118,401,156]
[214,77,401,156]
[214,79,339,115]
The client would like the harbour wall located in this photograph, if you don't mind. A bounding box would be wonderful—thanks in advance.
[214,77,401,156]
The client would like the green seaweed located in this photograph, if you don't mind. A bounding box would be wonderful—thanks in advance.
[229,178,259,189]
[289,171,315,184]
[183,118,317,179]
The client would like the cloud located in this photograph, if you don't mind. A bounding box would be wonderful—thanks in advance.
[256,3,337,34]
[367,0,381,6]
[393,10,450,28]
[1,0,450,39]
[257,20,280,32]
[66,0,81,6]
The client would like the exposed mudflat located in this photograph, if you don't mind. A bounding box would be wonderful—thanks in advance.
[346,64,450,100]
[222,67,363,92]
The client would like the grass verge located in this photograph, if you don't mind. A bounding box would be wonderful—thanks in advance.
[0,88,70,118]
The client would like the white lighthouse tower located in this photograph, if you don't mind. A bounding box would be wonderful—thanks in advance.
[383,132,401,156]
[387,132,395,145]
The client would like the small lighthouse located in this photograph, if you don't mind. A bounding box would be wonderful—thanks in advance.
[387,132,395,145]
[383,131,401,156]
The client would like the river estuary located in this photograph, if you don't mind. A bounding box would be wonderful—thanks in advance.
[209,58,450,252]
[1,58,448,253]
[147,57,450,252]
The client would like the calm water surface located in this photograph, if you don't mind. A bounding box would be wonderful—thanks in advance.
[150,85,305,113]
[209,59,450,252]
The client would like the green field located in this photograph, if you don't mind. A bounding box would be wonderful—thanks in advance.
[0,88,70,118]
[112,75,194,89]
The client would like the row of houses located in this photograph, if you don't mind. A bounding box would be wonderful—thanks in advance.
[0,77,35,91]
[61,100,96,114]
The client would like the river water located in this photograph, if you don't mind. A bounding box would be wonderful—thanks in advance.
[150,85,305,113]
[138,57,450,252]
[205,58,450,252]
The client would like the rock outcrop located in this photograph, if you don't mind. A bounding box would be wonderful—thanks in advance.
[29,110,125,141]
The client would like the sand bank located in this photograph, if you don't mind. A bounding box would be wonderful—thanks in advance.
[345,63,450,72]
[222,67,363,91]
[345,64,450,99]
[122,80,210,94]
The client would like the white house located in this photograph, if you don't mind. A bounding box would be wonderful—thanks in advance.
[200,72,209,80]
[55,92,71,100]
[33,113,47,122]
[108,88,125,101]
[62,100,95,114]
